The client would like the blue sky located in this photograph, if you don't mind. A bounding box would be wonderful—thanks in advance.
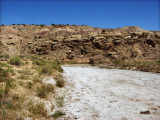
[1,0,160,30]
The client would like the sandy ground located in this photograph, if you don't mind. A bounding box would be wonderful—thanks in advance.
[61,65,160,120]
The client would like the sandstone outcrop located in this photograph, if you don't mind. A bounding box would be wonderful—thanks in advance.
[0,25,160,63]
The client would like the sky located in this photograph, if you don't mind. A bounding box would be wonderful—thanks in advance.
[0,0,160,30]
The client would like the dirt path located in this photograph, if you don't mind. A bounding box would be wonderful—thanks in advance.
[62,65,160,120]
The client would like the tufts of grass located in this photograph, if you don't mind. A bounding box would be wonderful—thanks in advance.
[0,87,5,99]
[110,60,160,73]
[55,74,65,87]
[156,60,160,65]
[9,56,22,66]
[26,82,32,89]
[56,96,64,108]
[52,60,63,72]
[28,101,47,116]
[25,61,29,65]
[36,84,54,98]
[0,67,9,82]
[18,69,33,75]
[18,55,26,59]
[12,93,19,100]
[18,74,29,80]
[0,54,9,60]
[0,63,14,82]
[39,65,53,75]
[33,59,46,66]
[18,81,24,86]
[51,110,65,118]
[32,75,42,83]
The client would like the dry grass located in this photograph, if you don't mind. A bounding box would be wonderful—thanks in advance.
[28,100,47,116]
[0,55,65,119]
[51,110,66,118]
[9,56,22,66]
[108,60,160,73]
[36,84,55,98]
[54,74,65,87]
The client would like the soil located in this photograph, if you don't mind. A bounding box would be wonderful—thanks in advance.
[61,65,160,120]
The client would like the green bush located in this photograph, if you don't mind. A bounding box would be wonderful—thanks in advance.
[9,56,22,66]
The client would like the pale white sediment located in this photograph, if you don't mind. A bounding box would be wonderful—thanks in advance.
[61,65,160,120]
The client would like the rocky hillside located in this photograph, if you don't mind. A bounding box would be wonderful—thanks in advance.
[0,24,160,63]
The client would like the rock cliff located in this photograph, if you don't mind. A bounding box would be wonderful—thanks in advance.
[0,24,160,63]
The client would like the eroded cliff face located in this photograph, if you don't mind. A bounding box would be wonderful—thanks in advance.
[0,25,160,63]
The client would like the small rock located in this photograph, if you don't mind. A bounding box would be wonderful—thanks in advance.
[140,110,150,114]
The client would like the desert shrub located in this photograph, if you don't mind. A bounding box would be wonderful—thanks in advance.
[18,69,33,75]
[0,67,9,82]
[52,60,63,72]
[18,74,29,80]
[36,86,46,98]
[33,59,46,66]
[28,101,47,116]
[25,61,29,65]
[45,84,55,93]
[0,88,4,99]
[9,56,22,66]
[51,110,65,118]
[0,54,9,60]
[33,76,42,83]
[18,55,26,59]
[156,60,160,65]
[56,96,64,107]
[102,29,105,33]
[4,77,16,96]
[6,77,16,88]
[0,64,13,82]
[56,79,65,87]
[40,24,44,27]
[12,93,19,100]
[18,81,24,86]
[26,82,32,89]
[112,60,121,66]
[36,84,54,98]
[6,103,14,109]
[27,55,38,60]
[55,75,65,87]
[39,65,53,75]
[0,63,14,73]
